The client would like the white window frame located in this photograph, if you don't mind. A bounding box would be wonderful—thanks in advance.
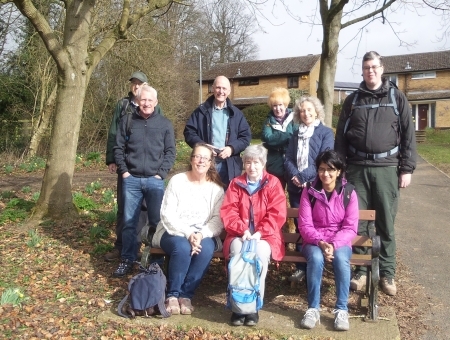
[411,71,436,79]
[387,74,398,85]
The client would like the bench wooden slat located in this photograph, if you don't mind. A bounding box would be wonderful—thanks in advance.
[282,251,372,266]
[282,234,372,247]
[288,208,376,221]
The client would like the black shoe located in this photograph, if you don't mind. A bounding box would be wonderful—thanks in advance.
[113,259,134,277]
[230,312,245,326]
[244,312,259,326]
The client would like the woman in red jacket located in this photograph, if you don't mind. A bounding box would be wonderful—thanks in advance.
[220,144,287,327]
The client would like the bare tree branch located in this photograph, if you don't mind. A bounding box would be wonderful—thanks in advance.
[341,0,397,29]
[12,0,67,69]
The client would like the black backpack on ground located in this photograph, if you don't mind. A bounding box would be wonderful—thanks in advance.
[118,263,170,318]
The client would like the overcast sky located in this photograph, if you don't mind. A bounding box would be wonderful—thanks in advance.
[252,1,449,83]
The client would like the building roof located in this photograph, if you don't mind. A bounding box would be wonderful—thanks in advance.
[202,54,321,81]
[383,50,450,74]
[232,96,269,107]
[407,89,450,101]
[335,81,360,89]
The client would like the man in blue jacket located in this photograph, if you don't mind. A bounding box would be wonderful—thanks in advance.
[113,84,176,277]
[184,75,251,188]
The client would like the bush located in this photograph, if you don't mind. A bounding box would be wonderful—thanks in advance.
[333,103,343,116]
[242,104,270,140]
[72,192,97,211]
[332,115,339,129]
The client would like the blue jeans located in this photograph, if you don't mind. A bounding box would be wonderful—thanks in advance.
[114,174,148,251]
[121,175,164,261]
[302,244,352,311]
[288,190,306,272]
[160,232,215,299]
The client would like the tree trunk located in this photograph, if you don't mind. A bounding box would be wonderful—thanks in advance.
[317,1,345,128]
[33,74,87,219]
[27,84,57,158]
[13,0,174,221]
[28,0,92,220]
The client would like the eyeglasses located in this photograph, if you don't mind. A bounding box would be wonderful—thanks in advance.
[192,154,211,162]
[363,65,382,72]
[318,167,337,174]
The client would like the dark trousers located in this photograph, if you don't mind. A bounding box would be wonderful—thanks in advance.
[346,165,399,278]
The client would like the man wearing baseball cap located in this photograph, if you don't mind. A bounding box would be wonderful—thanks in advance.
[104,71,163,263]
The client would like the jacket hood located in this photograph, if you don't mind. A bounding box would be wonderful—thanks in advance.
[358,78,398,97]
[234,170,271,190]
[311,176,348,196]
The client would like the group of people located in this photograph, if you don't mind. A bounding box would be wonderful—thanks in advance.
[103,49,416,332]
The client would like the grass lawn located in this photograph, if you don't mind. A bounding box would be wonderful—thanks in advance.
[417,129,450,175]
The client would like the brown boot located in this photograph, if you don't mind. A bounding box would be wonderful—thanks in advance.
[350,273,366,291]
[104,248,120,262]
[380,277,397,296]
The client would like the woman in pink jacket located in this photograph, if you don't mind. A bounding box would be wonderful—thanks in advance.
[220,144,287,327]
[298,150,358,332]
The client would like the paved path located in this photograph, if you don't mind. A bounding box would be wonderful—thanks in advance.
[395,156,450,339]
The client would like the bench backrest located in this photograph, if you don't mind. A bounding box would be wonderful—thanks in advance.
[217,208,375,246]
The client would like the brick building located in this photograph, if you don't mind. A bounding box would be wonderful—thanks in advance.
[383,50,450,130]
[201,54,321,109]
[334,82,359,104]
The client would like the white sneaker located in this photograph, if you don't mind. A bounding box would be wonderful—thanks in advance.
[300,308,320,329]
[333,309,350,331]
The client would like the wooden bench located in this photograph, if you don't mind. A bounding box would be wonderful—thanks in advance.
[141,208,380,321]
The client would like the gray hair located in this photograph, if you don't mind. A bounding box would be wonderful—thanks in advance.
[136,83,158,101]
[242,144,267,166]
[362,51,383,66]
[293,96,325,124]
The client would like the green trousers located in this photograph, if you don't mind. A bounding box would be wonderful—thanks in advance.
[346,165,399,278]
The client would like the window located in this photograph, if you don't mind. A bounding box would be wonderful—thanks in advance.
[411,71,436,79]
[238,78,259,86]
[387,74,398,85]
[208,83,213,93]
[287,76,299,88]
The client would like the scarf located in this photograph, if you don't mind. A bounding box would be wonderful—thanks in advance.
[296,119,320,172]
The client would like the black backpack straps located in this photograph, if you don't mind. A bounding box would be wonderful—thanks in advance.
[120,98,130,118]
[343,92,359,136]
[117,293,131,318]
[344,87,400,137]
[158,296,171,317]
[125,109,133,142]
[119,97,134,143]
[157,270,171,318]
[343,183,355,208]
[389,87,399,116]
[307,182,354,209]
[306,182,317,209]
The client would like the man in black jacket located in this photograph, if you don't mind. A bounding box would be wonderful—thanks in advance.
[112,84,176,277]
[335,51,416,296]
[104,71,165,262]
[184,75,251,188]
